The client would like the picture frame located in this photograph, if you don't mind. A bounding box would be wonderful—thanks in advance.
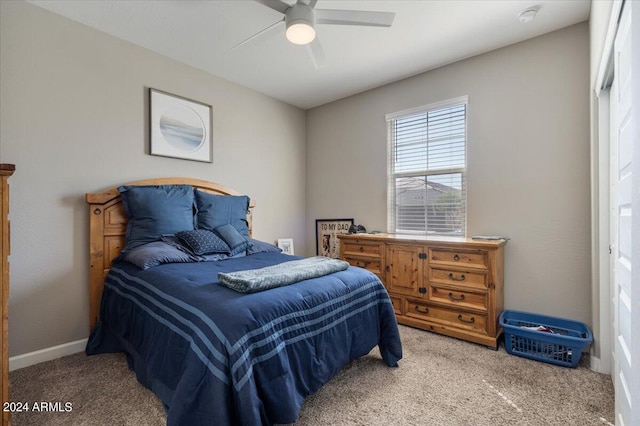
[316,218,354,258]
[149,88,213,163]
[277,238,295,255]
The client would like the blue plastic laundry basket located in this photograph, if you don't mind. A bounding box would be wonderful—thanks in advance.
[499,310,593,368]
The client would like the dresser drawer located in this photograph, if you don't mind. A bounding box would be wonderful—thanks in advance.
[342,241,382,257]
[405,300,488,334]
[429,285,487,312]
[429,248,487,269]
[343,256,382,275]
[429,267,487,290]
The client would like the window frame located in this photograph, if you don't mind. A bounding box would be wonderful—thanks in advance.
[386,96,468,236]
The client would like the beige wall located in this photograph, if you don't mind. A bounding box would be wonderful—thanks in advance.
[0,1,306,356]
[306,23,591,324]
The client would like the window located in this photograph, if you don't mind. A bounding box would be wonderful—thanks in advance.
[386,97,467,236]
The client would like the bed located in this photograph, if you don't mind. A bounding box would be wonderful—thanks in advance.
[85,178,402,426]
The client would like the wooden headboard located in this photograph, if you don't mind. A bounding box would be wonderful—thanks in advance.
[86,177,255,332]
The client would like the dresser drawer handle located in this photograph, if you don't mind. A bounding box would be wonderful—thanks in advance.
[448,292,465,301]
[448,273,466,281]
[359,246,364,252]
[453,254,460,261]
[457,314,475,324]
[414,305,429,314]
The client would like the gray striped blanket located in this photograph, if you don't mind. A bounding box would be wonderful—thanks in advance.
[218,256,350,293]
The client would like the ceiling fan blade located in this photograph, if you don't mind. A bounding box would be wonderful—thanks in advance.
[307,38,326,69]
[232,19,284,51]
[316,9,395,27]
[254,0,291,15]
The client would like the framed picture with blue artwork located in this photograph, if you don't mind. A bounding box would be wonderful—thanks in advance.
[149,88,213,163]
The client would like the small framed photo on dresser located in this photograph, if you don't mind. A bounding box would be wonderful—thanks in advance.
[316,218,354,258]
[277,238,294,255]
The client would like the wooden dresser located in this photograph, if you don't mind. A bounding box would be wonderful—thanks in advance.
[0,164,15,426]
[339,233,506,349]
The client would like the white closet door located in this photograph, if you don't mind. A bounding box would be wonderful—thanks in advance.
[610,2,633,424]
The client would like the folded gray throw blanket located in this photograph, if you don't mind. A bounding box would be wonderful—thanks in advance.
[218,256,350,293]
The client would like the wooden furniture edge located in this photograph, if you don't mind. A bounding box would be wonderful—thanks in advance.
[337,233,507,248]
[1,164,14,426]
[0,164,16,174]
[396,316,501,349]
[86,178,255,332]
[85,177,256,207]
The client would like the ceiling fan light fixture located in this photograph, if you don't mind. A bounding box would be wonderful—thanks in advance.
[286,21,316,45]
[285,4,316,45]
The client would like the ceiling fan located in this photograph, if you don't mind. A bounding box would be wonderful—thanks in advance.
[233,0,395,68]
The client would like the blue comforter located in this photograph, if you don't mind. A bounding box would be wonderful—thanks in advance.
[86,252,402,425]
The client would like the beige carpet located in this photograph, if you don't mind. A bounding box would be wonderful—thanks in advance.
[10,325,614,425]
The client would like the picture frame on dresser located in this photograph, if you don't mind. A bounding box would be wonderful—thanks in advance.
[277,238,294,255]
[149,88,213,163]
[316,218,353,258]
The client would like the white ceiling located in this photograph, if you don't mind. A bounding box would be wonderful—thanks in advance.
[28,0,590,110]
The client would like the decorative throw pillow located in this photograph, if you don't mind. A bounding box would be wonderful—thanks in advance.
[194,190,250,236]
[176,230,230,256]
[120,241,194,270]
[246,238,282,255]
[214,224,249,256]
[119,185,195,252]
[160,234,199,258]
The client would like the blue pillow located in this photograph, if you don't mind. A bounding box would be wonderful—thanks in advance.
[214,224,249,256]
[161,234,200,257]
[161,234,234,262]
[161,235,243,262]
[247,238,282,255]
[195,190,250,236]
[119,185,195,252]
[176,230,230,256]
[120,241,194,270]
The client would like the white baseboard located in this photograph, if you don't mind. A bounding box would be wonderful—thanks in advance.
[590,355,601,372]
[589,355,612,375]
[9,338,88,372]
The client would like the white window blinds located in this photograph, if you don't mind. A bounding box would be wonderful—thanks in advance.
[386,97,467,236]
